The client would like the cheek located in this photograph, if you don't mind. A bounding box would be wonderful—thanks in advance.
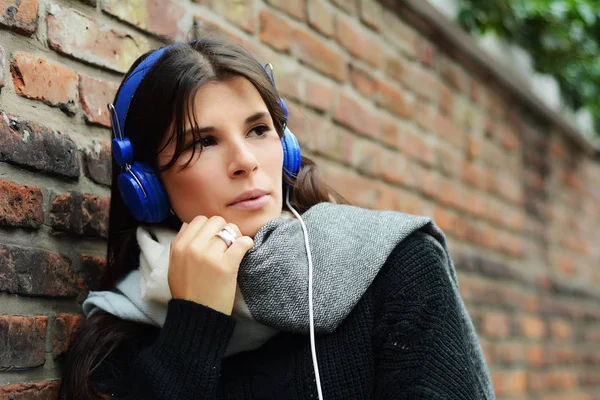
[160,166,218,219]
[265,141,284,176]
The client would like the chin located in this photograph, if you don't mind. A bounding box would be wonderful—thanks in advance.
[237,210,281,238]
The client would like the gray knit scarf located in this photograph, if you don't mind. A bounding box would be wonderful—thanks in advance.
[83,203,456,355]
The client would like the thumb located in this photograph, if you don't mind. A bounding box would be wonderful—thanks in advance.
[226,236,254,260]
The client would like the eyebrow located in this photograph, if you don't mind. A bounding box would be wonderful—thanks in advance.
[184,111,269,135]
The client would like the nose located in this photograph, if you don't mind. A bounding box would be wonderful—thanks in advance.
[227,139,259,178]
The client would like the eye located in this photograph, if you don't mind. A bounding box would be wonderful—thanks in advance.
[195,135,216,148]
[248,125,270,138]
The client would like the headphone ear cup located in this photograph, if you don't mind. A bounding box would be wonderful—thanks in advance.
[117,168,150,222]
[129,162,169,223]
[141,162,170,223]
[281,126,302,180]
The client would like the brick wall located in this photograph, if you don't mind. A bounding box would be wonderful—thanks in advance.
[0,0,598,399]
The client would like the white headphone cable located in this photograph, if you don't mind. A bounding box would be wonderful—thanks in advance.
[285,189,324,400]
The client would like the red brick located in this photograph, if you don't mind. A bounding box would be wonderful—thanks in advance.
[359,0,382,31]
[559,235,588,255]
[491,342,526,366]
[213,0,258,34]
[268,60,301,102]
[307,0,334,37]
[334,92,379,139]
[411,164,440,199]
[375,79,413,119]
[493,171,522,205]
[433,206,457,234]
[380,149,408,186]
[0,179,43,229]
[50,192,109,238]
[82,141,112,187]
[259,10,293,52]
[484,87,506,119]
[547,370,579,391]
[335,14,383,68]
[79,74,119,127]
[352,139,382,177]
[0,244,78,296]
[465,190,486,220]
[527,344,548,367]
[556,253,576,275]
[0,110,80,178]
[285,102,311,149]
[348,63,376,98]
[401,126,435,166]
[194,15,244,45]
[0,45,5,89]
[312,125,351,164]
[47,4,151,73]
[503,370,528,395]
[380,115,400,150]
[331,0,357,13]
[374,185,396,210]
[440,57,470,94]
[414,100,436,133]
[394,188,428,215]
[381,12,416,58]
[506,207,525,231]
[528,371,549,392]
[292,28,346,82]
[415,40,436,69]
[353,179,383,209]
[584,326,600,343]
[437,177,467,210]
[11,53,79,114]
[465,135,483,160]
[0,380,59,399]
[78,254,107,293]
[304,77,333,112]
[53,313,85,359]
[461,160,486,189]
[265,0,306,21]
[402,63,441,103]
[433,113,465,149]
[383,53,407,84]
[102,0,189,38]
[0,0,38,35]
[498,124,520,152]
[436,145,462,177]
[0,316,47,369]
[481,312,510,338]
[518,316,547,339]
[439,85,454,116]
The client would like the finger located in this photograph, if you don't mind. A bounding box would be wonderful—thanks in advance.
[224,235,254,263]
[176,215,208,247]
[197,216,229,241]
[187,216,229,255]
[209,224,238,254]
[226,222,242,238]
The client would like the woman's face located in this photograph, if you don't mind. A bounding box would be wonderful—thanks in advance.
[158,76,284,237]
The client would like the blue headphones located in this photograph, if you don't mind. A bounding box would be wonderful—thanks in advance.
[108,43,302,223]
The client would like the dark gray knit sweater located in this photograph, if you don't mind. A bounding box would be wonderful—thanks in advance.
[62,231,495,399]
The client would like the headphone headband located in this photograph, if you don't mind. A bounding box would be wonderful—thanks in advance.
[113,45,174,137]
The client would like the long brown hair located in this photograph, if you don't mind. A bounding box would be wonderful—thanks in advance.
[59,37,346,399]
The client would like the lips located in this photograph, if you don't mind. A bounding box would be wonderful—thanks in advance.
[228,189,270,206]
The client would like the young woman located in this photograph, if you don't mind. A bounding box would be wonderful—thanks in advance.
[59,37,495,399]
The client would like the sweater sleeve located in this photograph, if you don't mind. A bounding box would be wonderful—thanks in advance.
[372,231,495,400]
[92,298,235,400]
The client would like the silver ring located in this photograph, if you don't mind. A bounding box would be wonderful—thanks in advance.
[216,226,237,248]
